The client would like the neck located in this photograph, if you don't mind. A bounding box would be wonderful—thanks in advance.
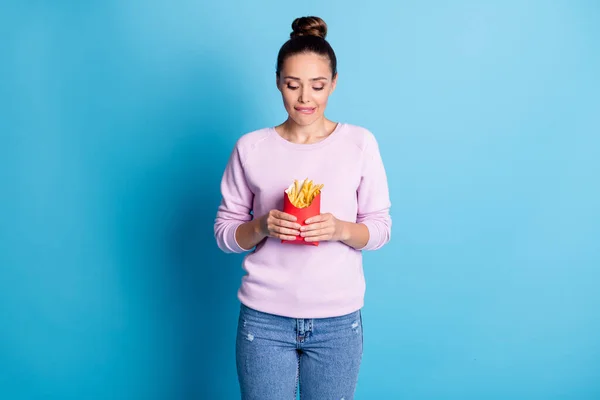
[278,117,336,144]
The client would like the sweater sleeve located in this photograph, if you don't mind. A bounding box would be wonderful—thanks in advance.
[214,143,254,253]
[355,131,392,251]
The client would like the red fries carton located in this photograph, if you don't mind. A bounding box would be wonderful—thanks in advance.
[281,179,323,246]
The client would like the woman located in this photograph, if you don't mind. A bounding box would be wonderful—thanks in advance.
[214,16,392,400]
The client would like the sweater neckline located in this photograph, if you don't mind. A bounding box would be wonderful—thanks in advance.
[269,122,344,150]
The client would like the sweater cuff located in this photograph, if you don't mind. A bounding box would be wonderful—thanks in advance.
[226,222,247,253]
[357,220,380,251]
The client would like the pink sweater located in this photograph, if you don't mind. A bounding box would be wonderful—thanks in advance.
[214,123,391,318]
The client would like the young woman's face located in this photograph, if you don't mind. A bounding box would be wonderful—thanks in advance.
[277,52,337,126]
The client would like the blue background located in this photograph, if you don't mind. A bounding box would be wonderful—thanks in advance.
[1,1,599,399]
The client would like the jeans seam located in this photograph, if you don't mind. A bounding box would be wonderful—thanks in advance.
[295,351,301,399]
[360,310,364,348]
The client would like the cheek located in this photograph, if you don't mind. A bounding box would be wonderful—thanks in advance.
[315,92,331,108]
[281,91,295,108]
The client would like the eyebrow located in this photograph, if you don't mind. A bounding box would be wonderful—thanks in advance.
[284,76,329,82]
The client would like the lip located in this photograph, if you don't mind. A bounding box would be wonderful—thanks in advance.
[294,106,316,114]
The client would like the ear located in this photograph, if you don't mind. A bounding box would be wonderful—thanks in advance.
[330,73,338,94]
[276,73,282,92]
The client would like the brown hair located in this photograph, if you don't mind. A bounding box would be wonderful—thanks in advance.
[276,16,337,78]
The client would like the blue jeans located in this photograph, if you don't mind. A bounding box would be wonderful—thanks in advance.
[236,303,364,400]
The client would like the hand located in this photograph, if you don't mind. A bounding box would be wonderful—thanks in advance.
[259,210,302,241]
[300,213,347,243]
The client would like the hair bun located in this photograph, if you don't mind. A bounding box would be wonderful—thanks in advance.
[291,16,327,40]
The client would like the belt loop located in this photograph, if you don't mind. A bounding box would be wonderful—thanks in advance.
[297,318,305,336]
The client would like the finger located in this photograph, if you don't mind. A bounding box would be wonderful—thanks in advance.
[304,215,326,224]
[279,234,298,241]
[301,228,331,238]
[268,228,298,241]
[304,234,331,242]
[305,213,332,224]
[272,226,301,236]
[300,222,327,232]
[274,219,302,230]
[273,211,298,222]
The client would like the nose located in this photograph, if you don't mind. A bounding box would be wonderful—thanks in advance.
[298,86,310,104]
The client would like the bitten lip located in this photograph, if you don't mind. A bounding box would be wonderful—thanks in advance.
[294,106,316,113]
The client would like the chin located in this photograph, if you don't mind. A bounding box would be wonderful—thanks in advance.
[290,113,321,126]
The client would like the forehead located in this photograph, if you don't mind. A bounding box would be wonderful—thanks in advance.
[281,52,331,79]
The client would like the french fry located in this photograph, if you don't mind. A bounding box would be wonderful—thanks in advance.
[307,184,319,202]
[285,178,323,209]
[294,179,301,201]
[289,184,296,204]
[304,180,311,198]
